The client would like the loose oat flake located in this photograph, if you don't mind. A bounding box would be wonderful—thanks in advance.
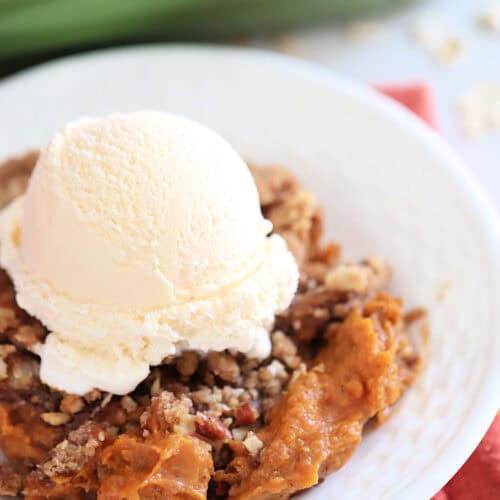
[412,15,465,65]
[457,83,500,137]
[479,6,500,33]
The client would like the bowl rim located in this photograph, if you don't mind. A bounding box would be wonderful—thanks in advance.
[1,44,499,499]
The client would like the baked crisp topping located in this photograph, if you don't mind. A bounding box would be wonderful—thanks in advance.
[38,422,103,477]
[0,152,425,499]
[0,463,24,496]
[60,394,85,415]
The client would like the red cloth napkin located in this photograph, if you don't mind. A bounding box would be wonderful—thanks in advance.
[378,83,499,500]
[377,83,438,130]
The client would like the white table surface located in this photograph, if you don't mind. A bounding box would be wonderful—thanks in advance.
[259,0,500,210]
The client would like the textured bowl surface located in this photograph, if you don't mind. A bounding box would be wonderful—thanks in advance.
[0,46,499,500]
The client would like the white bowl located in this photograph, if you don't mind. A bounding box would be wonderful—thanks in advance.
[0,46,499,500]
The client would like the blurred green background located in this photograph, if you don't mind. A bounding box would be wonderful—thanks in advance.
[0,0,414,76]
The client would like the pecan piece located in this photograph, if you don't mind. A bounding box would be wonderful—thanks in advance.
[234,403,258,426]
[195,413,231,441]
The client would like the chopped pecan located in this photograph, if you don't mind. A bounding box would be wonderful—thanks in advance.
[234,403,258,426]
[195,413,231,441]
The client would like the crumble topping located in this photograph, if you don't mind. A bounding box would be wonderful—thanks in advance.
[59,394,85,415]
[39,422,103,477]
[40,413,71,426]
[0,463,23,496]
[0,152,425,499]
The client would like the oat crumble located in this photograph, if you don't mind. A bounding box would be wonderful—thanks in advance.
[0,152,425,499]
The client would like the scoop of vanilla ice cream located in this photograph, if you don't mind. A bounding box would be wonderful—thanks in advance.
[0,112,298,395]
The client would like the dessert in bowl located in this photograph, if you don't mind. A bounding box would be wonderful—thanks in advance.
[0,111,423,498]
[0,45,499,500]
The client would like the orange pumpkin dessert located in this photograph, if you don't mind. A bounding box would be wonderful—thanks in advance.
[0,152,424,499]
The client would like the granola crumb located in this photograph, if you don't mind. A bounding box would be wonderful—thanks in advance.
[141,391,192,434]
[84,388,102,403]
[174,413,196,436]
[325,264,370,293]
[271,331,300,369]
[258,360,289,398]
[250,165,299,207]
[0,345,16,359]
[364,256,391,284]
[176,350,200,376]
[8,354,39,389]
[120,395,138,414]
[267,191,317,241]
[208,351,240,382]
[39,422,101,477]
[0,463,23,495]
[260,360,287,381]
[60,394,84,415]
[41,412,71,426]
[11,323,45,350]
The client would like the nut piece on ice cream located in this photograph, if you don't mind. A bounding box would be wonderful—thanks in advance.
[0,112,298,395]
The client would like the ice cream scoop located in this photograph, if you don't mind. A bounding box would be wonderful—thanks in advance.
[0,112,298,395]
